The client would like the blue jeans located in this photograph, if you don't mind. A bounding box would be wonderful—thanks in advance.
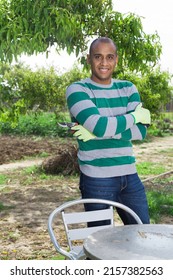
[79,172,150,226]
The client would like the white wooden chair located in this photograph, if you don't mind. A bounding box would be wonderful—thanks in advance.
[48,198,143,260]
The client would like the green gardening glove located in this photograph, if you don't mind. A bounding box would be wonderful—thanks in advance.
[71,125,96,142]
[130,103,151,125]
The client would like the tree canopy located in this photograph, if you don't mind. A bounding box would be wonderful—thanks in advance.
[0,0,162,73]
[1,0,171,127]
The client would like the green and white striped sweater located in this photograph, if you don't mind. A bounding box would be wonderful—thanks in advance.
[66,78,147,178]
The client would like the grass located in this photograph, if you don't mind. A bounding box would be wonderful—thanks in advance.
[0,174,7,185]
[136,161,166,177]
[159,148,173,157]
[163,111,173,121]
[144,170,173,223]
[0,174,15,212]
[1,159,173,224]
[51,255,66,260]
[147,190,173,223]
[2,160,172,227]
[0,202,14,211]
[136,161,173,223]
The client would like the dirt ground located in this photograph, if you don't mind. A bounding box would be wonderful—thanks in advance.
[0,135,173,260]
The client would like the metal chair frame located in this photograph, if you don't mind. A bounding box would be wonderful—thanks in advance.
[48,198,143,260]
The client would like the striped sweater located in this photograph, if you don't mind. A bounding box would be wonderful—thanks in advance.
[66,78,147,178]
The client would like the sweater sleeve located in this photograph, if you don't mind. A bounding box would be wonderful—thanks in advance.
[66,81,139,138]
[112,123,147,141]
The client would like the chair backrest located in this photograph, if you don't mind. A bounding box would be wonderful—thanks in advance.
[48,198,143,260]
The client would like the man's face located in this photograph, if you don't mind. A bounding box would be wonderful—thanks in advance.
[87,41,118,85]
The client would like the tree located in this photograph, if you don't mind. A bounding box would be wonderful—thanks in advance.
[0,62,89,124]
[0,0,162,73]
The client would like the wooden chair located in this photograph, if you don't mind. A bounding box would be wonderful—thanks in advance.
[48,198,142,260]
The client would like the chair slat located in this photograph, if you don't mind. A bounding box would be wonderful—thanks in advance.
[67,224,113,241]
[63,207,114,224]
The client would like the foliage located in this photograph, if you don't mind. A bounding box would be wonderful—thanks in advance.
[0,62,172,129]
[0,63,62,112]
[0,0,112,59]
[0,62,88,125]
[1,112,57,136]
[164,112,173,121]
[0,111,73,137]
[148,117,173,137]
[0,0,165,124]
[117,69,173,117]
[1,110,172,139]
[0,0,162,74]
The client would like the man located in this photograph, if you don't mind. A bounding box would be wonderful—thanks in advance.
[66,37,151,226]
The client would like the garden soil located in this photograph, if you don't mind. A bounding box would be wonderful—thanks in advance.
[0,135,173,259]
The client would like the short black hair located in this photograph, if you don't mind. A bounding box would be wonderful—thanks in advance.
[89,37,117,55]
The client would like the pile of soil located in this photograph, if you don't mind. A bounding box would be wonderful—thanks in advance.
[0,135,68,164]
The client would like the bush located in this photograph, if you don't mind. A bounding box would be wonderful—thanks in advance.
[0,112,71,137]
[1,110,172,138]
[148,116,173,137]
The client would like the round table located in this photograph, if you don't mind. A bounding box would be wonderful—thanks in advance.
[83,224,173,259]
